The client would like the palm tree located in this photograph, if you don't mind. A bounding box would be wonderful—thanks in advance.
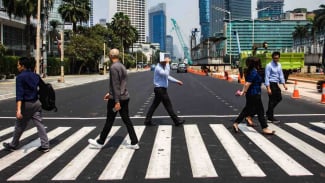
[110,12,139,63]
[58,0,90,33]
[292,25,309,46]
[49,19,60,55]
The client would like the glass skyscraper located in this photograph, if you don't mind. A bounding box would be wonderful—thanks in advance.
[149,3,166,51]
[257,0,284,20]
[199,0,251,39]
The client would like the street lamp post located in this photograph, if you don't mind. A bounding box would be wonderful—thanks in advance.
[214,7,231,65]
[252,7,269,46]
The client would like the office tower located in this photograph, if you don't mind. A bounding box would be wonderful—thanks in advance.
[108,0,146,43]
[199,0,251,39]
[257,0,284,20]
[149,3,166,51]
[166,35,174,58]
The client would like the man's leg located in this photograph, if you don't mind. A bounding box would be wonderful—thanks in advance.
[119,99,138,145]
[160,88,183,125]
[98,99,117,144]
[144,87,162,124]
[32,111,49,148]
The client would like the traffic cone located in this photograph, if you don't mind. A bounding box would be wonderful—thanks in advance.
[321,83,325,104]
[291,80,300,99]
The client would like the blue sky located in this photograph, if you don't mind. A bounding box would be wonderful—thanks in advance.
[93,0,324,56]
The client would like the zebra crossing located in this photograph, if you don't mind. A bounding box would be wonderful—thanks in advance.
[0,122,324,182]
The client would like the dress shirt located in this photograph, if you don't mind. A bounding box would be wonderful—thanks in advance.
[153,63,179,88]
[264,60,285,87]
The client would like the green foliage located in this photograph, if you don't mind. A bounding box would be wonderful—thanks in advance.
[47,57,70,76]
[0,56,19,75]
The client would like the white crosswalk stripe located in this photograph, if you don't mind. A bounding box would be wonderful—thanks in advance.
[0,122,323,181]
[310,122,325,130]
[184,124,218,178]
[52,126,121,180]
[98,126,145,180]
[145,125,172,179]
[269,124,325,167]
[7,127,95,181]
[238,124,313,176]
[0,127,38,151]
[210,124,266,177]
[0,127,70,172]
[286,123,325,144]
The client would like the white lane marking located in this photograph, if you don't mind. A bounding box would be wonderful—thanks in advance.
[210,124,266,177]
[0,127,70,171]
[145,125,172,179]
[52,126,121,180]
[286,123,325,144]
[98,126,145,180]
[269,124,325,167]
[0,126,14,137]
[7,127,95,181]
[238,124,313,176]
[0,128,38,151]
[184,124,218,178]
[310,122,325,130]
[1,114,325,120]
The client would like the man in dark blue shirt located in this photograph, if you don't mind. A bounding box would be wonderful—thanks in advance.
[3,57,49,153]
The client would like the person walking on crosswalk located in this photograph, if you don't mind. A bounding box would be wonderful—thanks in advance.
[233,57,275,135]
[3,57,50,152]
[88,48,139,150]
[144,54,185,126]
[265,51,288,123]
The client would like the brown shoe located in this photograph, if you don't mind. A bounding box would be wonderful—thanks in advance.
[262,128,275,135]
[245,116,256,127]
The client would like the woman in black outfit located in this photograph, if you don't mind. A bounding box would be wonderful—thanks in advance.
[233,57,275,135]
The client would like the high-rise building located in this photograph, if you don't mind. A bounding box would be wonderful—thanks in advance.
[48,0,64,23]
[108,0,146,43]
[199,0,251,39]
[89,0,94,26]
[148,3,166,51]
[166,35,174,59]
[257,0,284,20]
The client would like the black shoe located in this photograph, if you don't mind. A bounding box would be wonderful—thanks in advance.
[144,121,156,126]
[3,143,16,152]
[267,118,280,124]
[175,120,185,126]
[37,146,50,153]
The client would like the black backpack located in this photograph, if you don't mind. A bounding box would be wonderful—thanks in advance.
[38,77,58,112]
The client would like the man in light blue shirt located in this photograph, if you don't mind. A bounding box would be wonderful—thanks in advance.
[264,51,288,123]
[144,55,185,126]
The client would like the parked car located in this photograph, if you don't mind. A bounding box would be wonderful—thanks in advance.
[170,63,178,70]
[317,80,325,92]
[177,63,187,73]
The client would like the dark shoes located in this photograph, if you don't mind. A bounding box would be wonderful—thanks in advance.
[3,143,16,152]
[233,123,239,133]
[175,120,185,126]
[267,118,280,124]
[37,146,50,153]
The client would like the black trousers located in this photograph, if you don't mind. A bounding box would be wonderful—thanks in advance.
[235,94,268,129]
[266,82,282,119]
[145,87,180,124]
[98,99,138,145]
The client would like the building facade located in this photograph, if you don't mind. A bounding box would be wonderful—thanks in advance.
[199,0,251,39]
[0,0,27,55]
[166,35,174,59]
[226,20,309,57]
[257,0,284,20]
[148,3,166,51]
[108,0,146,43]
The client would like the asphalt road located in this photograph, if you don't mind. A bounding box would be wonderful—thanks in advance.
[0,71,324,183]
